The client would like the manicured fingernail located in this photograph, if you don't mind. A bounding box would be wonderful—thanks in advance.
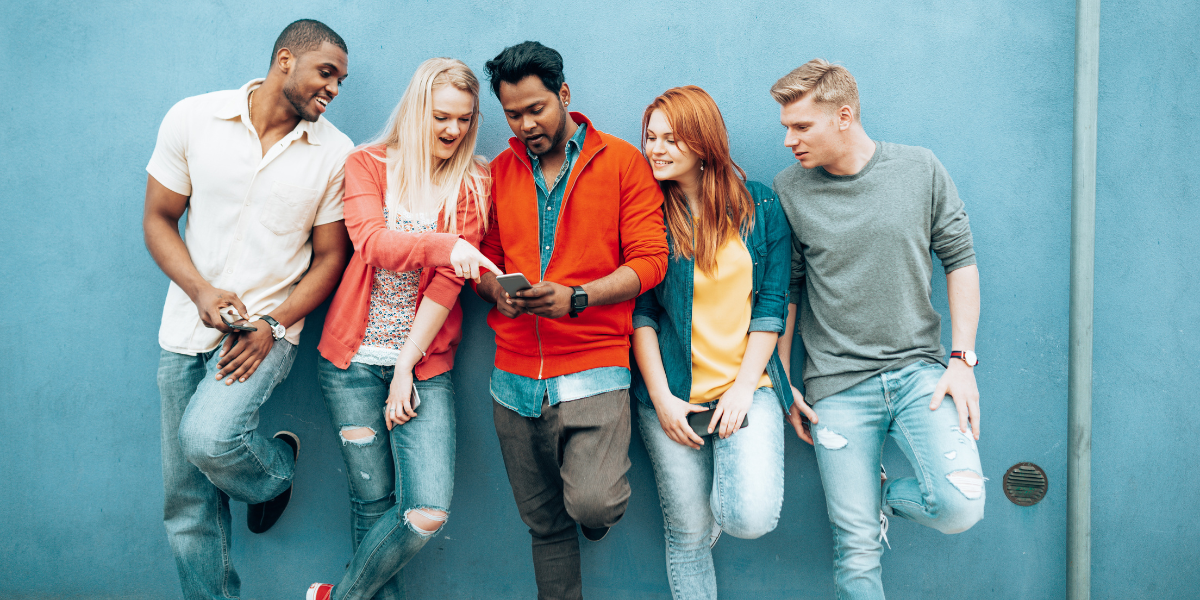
[239,378,245,382]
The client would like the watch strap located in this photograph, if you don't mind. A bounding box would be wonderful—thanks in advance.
[260,315,285,340]
[569,285,587,318]
[950,350,978,366]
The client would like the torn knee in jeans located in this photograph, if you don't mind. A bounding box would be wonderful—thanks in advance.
[339,426,376,445]
[815,427,848,450]
[946,470,984,500]
[404,507,447,535]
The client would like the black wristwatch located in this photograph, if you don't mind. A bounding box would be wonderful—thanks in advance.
[568,285,588,318]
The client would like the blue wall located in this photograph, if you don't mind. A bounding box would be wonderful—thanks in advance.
[1,1,1196,598]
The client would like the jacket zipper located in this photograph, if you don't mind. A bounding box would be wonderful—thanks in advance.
[513,136,606,380]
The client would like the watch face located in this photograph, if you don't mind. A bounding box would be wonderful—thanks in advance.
[273,324,286,339]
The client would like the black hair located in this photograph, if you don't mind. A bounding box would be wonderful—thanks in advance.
[483,41,565,98]
[270,19,347,68]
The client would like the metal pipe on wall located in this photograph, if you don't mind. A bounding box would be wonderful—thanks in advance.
[1068,0,1100,598]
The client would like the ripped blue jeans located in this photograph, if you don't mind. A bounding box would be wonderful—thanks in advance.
[317,357,455,600]
[810,360,984,600]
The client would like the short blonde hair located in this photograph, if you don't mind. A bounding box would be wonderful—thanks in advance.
[770,58,860,120]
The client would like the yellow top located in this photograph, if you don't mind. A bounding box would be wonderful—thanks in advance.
[689,235,772,403]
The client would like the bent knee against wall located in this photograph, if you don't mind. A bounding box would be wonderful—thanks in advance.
[177,417,239,469]
[934,470,986,534]
[721,514,780,540]
[564,492,628,529]
[404,507,448,536]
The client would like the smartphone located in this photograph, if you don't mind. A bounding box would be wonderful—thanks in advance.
[496,273,533,296]
[687,408,750,437]
[219,306,258,332]
[411,383,421,410]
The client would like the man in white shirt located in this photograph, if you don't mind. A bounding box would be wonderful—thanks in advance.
[142,19,353,600]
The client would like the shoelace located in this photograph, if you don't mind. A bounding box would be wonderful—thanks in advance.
[879,511,891,550]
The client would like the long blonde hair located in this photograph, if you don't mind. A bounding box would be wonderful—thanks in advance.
[368,57,489,233]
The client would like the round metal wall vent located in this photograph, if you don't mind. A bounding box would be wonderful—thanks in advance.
[1003,462,1048,506]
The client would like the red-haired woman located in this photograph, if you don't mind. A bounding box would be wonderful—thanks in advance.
[631,85,815,599]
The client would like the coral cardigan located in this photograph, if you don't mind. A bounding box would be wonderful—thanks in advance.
[318,145,488,380]
[480,113,668,379]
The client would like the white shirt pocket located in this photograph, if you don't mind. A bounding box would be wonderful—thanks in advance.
[261,181,320,235]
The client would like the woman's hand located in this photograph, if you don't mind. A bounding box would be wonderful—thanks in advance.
[654,394,709,450]
[449,238,502,283]
[384,368,418,430]
[711,382,755,439]
[785,386,818,445]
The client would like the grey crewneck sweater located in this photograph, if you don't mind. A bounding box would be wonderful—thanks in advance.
[774,141,975,402]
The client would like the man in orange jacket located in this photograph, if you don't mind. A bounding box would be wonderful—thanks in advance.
[475,41,668,599]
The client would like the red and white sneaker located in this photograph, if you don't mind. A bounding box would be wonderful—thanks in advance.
[306,583,333,600]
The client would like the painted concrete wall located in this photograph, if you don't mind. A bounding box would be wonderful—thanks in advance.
[1,0,1196,598]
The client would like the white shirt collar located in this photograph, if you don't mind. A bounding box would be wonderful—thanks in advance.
[213,79,322,146]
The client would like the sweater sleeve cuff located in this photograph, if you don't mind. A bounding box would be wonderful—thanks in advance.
[942,252,977,274]
[426,233,460,266]
[632,314,660,333]
[624,256,665,295]
[424,269,463,310]
[789,280,804,303]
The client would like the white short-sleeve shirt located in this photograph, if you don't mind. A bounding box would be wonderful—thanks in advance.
[146,79,354,355]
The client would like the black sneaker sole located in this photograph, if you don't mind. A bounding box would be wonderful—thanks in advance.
[580,524,609,542]
[247,431,300,534]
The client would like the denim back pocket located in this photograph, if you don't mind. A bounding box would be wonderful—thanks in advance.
[260,181,320,236]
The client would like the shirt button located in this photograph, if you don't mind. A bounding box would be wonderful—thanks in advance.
[544,245,550,250]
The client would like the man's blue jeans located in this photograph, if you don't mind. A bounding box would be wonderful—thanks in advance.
[637,387,785,600]
[158,339,298,600]
[811,360,985,600]
[316,357,456,600]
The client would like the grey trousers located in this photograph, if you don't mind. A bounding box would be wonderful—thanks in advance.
[493,390,632,600]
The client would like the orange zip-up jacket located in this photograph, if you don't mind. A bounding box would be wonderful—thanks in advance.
[480,113,668,379]
[318,145,488,379]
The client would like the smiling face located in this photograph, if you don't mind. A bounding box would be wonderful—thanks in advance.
[430,85,475,161]
[780,94,845,169]
[497,75,570,156]
[644,109,701,186]
[281,41,348,122]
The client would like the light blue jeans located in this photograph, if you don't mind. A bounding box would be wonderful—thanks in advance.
[316,357,456,600]
[637,387,785,600]
[812,360,985,600]
[158,339,298,600]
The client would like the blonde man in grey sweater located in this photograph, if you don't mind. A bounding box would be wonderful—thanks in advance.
[772,59,984,600]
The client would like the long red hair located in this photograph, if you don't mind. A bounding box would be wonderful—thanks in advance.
[641,85,753,277]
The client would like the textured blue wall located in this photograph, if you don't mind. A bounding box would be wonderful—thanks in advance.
[1,1,1196,598]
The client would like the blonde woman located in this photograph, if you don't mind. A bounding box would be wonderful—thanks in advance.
[309,58,496,600]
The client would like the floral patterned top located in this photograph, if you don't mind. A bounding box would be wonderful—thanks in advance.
[351,205,438,366]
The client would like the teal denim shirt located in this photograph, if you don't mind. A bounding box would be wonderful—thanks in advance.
[490,123,634,418]
[631,181,795,411]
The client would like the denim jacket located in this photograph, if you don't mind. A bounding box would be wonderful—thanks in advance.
[631,181,794,411]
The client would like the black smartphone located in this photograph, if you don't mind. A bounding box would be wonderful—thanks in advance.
[687,408,750,437]
[496,273,533,296]
[219,307,258,332]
